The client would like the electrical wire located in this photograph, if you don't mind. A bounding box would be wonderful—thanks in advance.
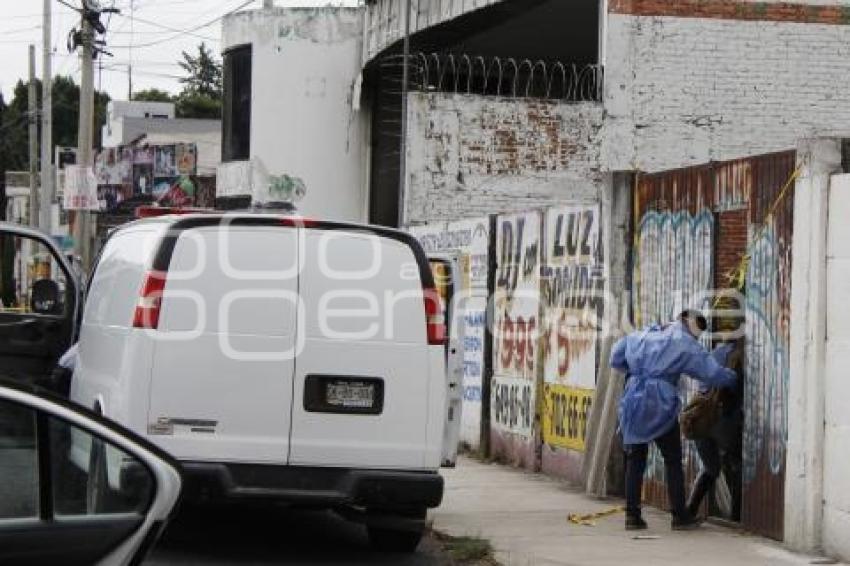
[108,14,217,42]
[107,0,254,49]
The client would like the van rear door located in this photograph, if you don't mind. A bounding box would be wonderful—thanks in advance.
[148,225,300,464]
[289,228,438,469]
[429,255,464,467]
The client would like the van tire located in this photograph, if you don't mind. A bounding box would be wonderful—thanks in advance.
[367,525,424,553]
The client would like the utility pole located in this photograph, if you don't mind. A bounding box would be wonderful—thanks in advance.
[397,0,412,228]
[40,0,54,234]
[128,0,133,99]
[0,96,7,222]
[28,45,39,229]
[74,16,95,270]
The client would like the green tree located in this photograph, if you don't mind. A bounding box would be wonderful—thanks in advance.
[0,76,110,172]
[175,94,221,120]
[133,88,175,103]
[176,43,222,119]
[178,43,222,100]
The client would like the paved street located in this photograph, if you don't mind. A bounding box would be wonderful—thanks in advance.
[147,503,449,565]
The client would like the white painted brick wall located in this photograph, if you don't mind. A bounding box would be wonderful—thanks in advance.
[405,93,605,224]
[824,174,850,560]
[604,14,850,172]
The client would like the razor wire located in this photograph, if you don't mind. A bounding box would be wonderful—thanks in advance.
[379,52,604,103]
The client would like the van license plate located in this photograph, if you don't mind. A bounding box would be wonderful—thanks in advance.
[326,381,375,409]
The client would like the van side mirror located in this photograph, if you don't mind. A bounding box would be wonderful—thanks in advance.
[31,279,61,315]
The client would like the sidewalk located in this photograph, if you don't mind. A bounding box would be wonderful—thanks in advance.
[433,457,841,566]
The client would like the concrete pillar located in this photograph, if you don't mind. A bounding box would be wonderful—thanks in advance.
[785,138,841,553]
[582,171,631,496]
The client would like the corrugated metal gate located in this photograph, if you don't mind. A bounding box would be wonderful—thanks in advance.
[632,151,796,541]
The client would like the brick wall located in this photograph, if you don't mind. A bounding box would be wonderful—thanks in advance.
[610,0,850,25]
[406,93,605,224]
[604,13,850,173]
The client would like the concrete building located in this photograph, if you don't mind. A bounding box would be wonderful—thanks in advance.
[218,7,369,220]
[102,100,221,175]
[222,0,850,560]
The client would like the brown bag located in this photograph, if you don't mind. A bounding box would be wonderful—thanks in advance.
[680,389,722,440]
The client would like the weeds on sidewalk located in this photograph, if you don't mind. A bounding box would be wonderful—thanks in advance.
[433,530,500,565]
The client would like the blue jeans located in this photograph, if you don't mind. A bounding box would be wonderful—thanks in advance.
[625,422,687,520]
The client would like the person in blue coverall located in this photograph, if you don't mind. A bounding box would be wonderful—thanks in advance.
[610,310,737,531]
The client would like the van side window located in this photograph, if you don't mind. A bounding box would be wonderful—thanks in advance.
[85,230,158,328]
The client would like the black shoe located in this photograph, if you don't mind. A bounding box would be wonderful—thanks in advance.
[671,516,702,531]
[626,516,648,531]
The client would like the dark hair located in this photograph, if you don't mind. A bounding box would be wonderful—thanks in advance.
[678,309,707,332]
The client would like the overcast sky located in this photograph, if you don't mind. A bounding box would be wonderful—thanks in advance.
[0,0,359,102]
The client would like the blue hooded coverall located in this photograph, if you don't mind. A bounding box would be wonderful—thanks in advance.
[611,321,737,520]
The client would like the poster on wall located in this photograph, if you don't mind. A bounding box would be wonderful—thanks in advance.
[134,146,154,165]
[95,148,122,185]
[491,211,541,438]
[157,176,196,207]
[177,143,198,176]
[63,165,99,211]
[410,217,490,448]
[97,185,132,211]
[133,164,154,195]
[155,145,178,177]
[540,204,604,452]
[118,147,133,184]
[152,177,176,199]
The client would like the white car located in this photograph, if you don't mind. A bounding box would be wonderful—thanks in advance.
[69,211,457,551]
[0,379,182,566]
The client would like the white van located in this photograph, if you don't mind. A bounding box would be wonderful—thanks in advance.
[70,212,454,551]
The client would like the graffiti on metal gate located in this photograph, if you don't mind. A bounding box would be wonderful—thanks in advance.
[744,223,789,482]
[633,208,715,484]
[634,210,714,326]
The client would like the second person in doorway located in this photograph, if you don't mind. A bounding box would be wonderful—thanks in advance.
[611,310,738,531]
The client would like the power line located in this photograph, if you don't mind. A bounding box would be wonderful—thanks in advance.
[109,14,217,42]
[107,0,254,49]
[0,25,43,35]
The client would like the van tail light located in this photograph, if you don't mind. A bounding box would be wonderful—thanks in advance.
[424,287,447,346]
[132,270,167,329]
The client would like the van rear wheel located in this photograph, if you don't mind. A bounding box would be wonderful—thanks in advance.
[367,525,424,553]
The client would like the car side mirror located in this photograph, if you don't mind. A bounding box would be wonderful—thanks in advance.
[31,279,61,315]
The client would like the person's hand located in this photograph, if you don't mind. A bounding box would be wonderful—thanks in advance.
[712,342,734,365]
[726,340,745,369]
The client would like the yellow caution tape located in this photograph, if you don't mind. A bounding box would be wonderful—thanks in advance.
[718,164,802,297]
[567,506,625,526]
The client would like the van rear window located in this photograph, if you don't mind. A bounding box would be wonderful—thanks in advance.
[85,230,160,328]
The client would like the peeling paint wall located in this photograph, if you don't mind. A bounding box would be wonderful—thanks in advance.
[604,11,850,173]
[221,7,369,221]
[491,210,542,469]
[406,93,605,224]
[538,204,605,483]
[821,173,850,560]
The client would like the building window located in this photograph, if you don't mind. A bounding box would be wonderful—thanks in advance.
[223,45,252,162]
